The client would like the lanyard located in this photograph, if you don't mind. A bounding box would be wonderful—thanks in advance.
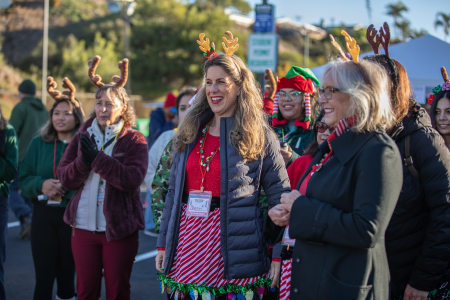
[198,118,220,192]
[53,137,69,179]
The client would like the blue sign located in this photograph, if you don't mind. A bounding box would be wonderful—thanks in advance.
[254,4,274,33]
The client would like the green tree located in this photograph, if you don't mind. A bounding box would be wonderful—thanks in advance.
[386,1,408,39]
[409,28,428,39]
[130,0,249,96]
[435,12,450,41]
[191,0,251,14]
[395,19,411,41]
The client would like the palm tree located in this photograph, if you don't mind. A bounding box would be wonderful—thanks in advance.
[409,28,428,39]
[435,12,450,41]
[386,1,408,38]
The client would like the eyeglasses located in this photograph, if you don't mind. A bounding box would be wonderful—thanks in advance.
[316,121,335,133]
[318,87,341,100]
[277,90,303,101]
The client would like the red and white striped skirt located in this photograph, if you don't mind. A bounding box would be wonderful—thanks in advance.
[167,204,264,287]
[279,259,292,300]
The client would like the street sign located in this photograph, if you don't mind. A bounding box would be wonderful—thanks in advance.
[254,4,275,33]
[247,33,278,73]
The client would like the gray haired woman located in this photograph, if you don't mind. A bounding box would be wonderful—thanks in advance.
[266,55,403,299]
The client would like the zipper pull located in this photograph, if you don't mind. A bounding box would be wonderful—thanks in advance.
[72,222,76,236]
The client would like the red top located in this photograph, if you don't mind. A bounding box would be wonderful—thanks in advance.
[287,155,314,190]
[185,134,221,197]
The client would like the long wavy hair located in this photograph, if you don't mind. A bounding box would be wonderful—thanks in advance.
[175,53,269,161]
[41,99,85,142]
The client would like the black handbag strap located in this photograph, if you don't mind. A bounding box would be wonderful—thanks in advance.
[404,134,420,181]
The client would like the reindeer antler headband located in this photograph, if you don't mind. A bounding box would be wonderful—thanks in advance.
[366,22,391,57]
[428,67,450,104]
[329,31,371,86]
[87,55,129,89]
[47,76,80,107]
[197,31,239,60]
[365,22,398,87]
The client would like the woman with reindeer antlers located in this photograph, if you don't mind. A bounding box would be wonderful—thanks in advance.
[365,23,450,300]
[18,77,84,300]
[155,31,291,300]
[57,57,148,300]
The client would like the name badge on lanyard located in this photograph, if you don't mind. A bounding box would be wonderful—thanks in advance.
[186,190,212,218]
[282,225,296,247]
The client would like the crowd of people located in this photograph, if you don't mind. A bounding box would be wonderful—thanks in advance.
[0,23,450,300]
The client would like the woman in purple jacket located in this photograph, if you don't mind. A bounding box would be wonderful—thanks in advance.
[57,56,148,300]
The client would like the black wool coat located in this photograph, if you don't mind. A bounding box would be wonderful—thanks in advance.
[265,129,403,300]
[387,103,450,297]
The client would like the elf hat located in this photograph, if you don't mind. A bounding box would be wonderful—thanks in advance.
[272,66,320,129]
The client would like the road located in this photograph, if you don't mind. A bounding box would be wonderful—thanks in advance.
[4,201,166,299]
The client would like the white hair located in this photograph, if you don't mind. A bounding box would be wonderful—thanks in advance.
[322,59,395,132]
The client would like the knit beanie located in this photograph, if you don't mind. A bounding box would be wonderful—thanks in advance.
[18,79,36,95]
[272,66,320,130]
[163,92,177,108]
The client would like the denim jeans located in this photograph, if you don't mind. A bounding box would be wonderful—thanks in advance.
[8,172,32,220]
[145,191,155,230]
[0,196,9,300]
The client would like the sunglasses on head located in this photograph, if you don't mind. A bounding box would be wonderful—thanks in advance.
[315,121,335,133]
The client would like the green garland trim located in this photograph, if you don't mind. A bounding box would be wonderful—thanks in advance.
[158,272,273,296]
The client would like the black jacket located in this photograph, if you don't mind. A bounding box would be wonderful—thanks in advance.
[265,129,403,300]
[387,103,450,297]
[157,109,291,279]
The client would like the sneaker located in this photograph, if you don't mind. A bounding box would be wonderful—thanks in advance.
[143,229,159,237]
[19,215,32,240]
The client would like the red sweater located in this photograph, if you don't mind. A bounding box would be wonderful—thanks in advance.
[286,155,314,190]
[185,134,221,197]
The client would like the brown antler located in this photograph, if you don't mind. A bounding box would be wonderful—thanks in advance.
[341,30,360,63]
[88,55,105,88]
[264,69,276,99]
[379,22,391,57]
[61,77,80,107]
[47,77,63,101]
[197,33,215,54]
[222,31,239,57]
[329,34,350,61]
[366,25,381,55]
[47,76,80,107]
[442,67,450,83]
[111,58,129,89]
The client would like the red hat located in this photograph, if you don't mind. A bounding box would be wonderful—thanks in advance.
[163,92,177,108]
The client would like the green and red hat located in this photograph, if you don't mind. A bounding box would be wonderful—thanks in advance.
[273,66,320,129]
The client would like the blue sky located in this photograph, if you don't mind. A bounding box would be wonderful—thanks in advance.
[245,0,449,42]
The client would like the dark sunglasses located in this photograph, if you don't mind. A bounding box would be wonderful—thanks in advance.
[316,121,335,133]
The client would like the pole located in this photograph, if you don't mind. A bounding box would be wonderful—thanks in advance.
[259,73,265,96]
[304,30,309,68]
[123,4,133,108]
[41,0,49,105]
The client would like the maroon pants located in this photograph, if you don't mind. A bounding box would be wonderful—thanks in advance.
[71,228,139,300]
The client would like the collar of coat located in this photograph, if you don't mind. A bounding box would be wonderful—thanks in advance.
[319,130,376,165]
[79,117,131,140]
